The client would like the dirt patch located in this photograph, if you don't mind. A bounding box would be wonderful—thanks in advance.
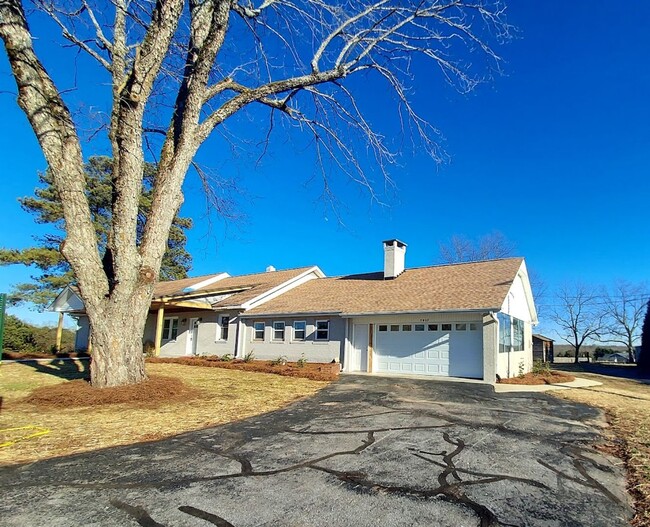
[148,356,340,381]
[23,375,200,409]
[498,371,575,385]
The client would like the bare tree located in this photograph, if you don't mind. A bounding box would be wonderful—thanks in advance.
[551,284,605,364]
[0,0,511,387]
[439,231,515,264]
[602,281,648,363]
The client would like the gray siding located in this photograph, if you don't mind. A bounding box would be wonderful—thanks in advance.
[240,316,344,363]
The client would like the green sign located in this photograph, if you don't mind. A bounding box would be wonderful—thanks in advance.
[0,293,6,362]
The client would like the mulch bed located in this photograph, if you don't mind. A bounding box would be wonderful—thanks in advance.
[2,350,90,360]
[148,356,340,381]
[23,375,200,409]
[499,371,575,385]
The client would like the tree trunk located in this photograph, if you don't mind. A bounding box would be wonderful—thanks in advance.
[574,345,580,364]
[85,286,152,387]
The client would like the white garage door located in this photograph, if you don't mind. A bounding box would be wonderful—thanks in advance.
[375,322,483,379]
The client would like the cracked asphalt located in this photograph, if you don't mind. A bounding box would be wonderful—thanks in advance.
[0,375,633,527]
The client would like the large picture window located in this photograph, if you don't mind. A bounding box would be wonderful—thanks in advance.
[512,317,524,351]
[498,312,511,353]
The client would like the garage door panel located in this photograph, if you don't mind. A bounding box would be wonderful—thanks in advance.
[375,321,482,379]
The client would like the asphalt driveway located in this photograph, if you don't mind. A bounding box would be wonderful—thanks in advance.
[0,375,633,527]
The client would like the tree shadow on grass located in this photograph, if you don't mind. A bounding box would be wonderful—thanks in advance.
[19,358,90,382]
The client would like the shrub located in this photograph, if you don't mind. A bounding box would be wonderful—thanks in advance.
[532,360,551,375]
[243,350,255,363]
[297,354,307,368]
[270,355,288,366]
[143,340,156,357]
[220,353,233,362]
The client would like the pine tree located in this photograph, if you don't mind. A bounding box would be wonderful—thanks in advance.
[639,300,650,373]
[0,157,192,309]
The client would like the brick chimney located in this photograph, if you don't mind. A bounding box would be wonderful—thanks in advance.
[383,239,407,279]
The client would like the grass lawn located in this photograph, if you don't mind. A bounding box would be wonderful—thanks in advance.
[551,367,650,527]
[0,360,329,466]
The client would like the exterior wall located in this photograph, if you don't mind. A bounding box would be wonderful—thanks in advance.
[144,310,239,357]
[73,315,90,351]
[497,272,535,379]
[482,314,498,383]
[240,316,344,363]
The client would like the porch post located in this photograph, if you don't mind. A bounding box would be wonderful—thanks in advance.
[55,312,64,353]
[154,306,165,356]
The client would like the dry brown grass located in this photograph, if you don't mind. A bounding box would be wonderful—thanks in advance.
[0,361,329,466]
[552,371,650,527]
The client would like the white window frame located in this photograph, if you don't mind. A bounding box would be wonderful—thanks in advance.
[273,321,285,341]
[315,320,330,341]
[162,317,179,341]
[293,321,306,341]
[217,315,230,341]
[253,321,265,341]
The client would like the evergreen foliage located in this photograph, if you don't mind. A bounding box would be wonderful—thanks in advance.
[0,157,192,309]
[2,314,75,353]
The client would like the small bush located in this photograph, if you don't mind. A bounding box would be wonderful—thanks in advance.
[297,354,307,368]
[532,360,551,375]
[270,355,288,366]
[243,350,255,363]
[518,359,525,378]
[220,354,233,362]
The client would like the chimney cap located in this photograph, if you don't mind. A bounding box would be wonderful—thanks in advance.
[266,265,276,272]
[382,239,407,248]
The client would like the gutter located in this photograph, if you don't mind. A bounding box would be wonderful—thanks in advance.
[340,308,500,318]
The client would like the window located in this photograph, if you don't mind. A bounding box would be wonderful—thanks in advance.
[455,323,467,331]
[428,324,438,331]
[415,324,425,332]
[498,313,511,353]
[390,324,400,332]
[441,323,452,331]
[402,324,412,331]
[469,323,478,331]
[316,320,329,340]
[512,318,524,351]
[253,322,265,341]
[273,321,285,341]
[378,325,388,332]
[218,316,230,341]
[293,321,306,341]
[162,317,179,340]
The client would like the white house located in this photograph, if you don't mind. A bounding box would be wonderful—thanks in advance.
[51,240,538,383]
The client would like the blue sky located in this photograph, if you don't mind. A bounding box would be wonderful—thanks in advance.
[1,2,649,340]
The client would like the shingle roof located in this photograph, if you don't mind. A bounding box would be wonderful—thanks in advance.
[152,274,225,298]
[153,267,317,307]
[245,258,524,316]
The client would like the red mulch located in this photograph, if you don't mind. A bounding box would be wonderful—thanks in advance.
[3,350,90,360]
[499,371,575,385]
[147,356,340,381]
[23,375,200,409]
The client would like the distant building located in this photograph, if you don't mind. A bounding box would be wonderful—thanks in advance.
[601,352,629,364]
[533,334,554,362]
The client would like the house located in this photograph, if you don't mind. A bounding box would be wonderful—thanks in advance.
[51,240,538,383]
[600,352,629,364]
[532,334,554,363]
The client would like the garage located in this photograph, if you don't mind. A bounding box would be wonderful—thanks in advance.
[373,321,484,379]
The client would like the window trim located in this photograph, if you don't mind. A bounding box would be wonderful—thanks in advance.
[162,317,179,341]
[315,320,330,341]
[253,321,265,341]
[293,320,306,341]
[273,321,286,341]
